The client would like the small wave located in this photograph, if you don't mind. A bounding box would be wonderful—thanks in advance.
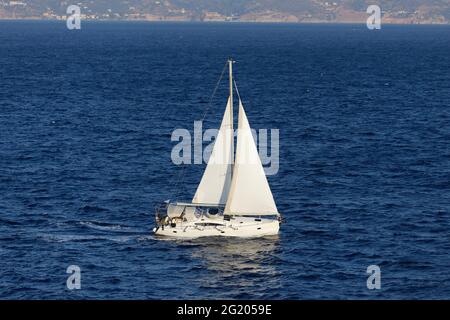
[80,205,108,213]
[78,221,133,232]
[38,233,135,243]
[0,218,21,226]
[136,235,154,242]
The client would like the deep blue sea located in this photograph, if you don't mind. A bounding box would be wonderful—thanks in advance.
[1,21,450,299]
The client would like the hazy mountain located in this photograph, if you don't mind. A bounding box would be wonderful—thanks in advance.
[1,0,449,23]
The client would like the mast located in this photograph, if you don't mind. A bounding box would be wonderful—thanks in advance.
[228,58,234,176]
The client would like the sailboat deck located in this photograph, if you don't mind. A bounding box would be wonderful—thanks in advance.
[172,202,225,208]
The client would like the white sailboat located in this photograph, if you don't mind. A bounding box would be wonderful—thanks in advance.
[153,59,281,238]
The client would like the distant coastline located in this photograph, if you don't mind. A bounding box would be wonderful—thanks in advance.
[2,1,450,25]
[0,18,449,25]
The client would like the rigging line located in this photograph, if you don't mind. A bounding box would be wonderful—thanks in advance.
[170,61,228,201]
[170,163,185,200]
[233,79,242,103]
[163,62,226,126]
[200,61,228,122]
[171,61,228,200]
[173,166,186,201]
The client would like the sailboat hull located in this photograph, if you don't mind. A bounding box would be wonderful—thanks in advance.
[153,215,279,238]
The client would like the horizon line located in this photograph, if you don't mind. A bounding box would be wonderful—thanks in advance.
[1,18,450,26]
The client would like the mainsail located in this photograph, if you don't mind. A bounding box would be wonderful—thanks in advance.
[224,100,279,216]
[192,97,233,205]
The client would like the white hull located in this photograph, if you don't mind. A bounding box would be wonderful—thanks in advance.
[153,215,279,238]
